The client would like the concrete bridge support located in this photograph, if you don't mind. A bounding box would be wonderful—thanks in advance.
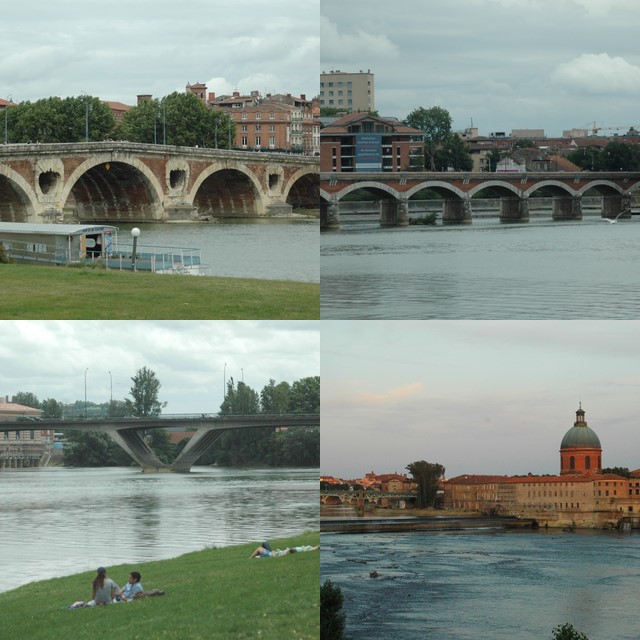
[500,197,529,223]
[442,197,472,224]
[601,194,632,220]
[108,429,170,472]
[170,428,227,472]
[552,196,582,221]
[320,200,340,229]
[380,198,409,227]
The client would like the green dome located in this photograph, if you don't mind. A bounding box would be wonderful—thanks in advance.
[560,424,601,449]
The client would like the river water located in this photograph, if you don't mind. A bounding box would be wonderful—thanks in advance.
[320,214,640,318]
[113,218,319,282]
[0,466,318,593]
[321,528,640,640]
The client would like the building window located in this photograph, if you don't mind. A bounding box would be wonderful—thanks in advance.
[241,136,247,146]
[269,125,275,132]
[570,456,575,470]
[585,456,591,469]
[255,125,261,132]
[255,136,261,146]
[241,113,247,120]
[255,113,261,120]
[269,113,275,120]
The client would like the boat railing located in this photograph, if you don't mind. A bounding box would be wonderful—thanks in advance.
[104,243,208,275]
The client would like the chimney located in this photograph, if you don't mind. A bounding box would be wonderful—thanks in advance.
[301,94,306,101]
[208,92,216,102]
[233,91,240,98]
[137,94,152,105]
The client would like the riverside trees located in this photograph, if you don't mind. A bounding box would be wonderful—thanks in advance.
[406,460,446,508]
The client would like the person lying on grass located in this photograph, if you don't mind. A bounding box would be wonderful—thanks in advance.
[249,543,320,558]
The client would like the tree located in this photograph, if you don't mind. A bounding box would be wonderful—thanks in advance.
[116,92,235,148]
[406,460,445,508]
[405,106,453,170]
[320,579,347,640]
[602,467,630,478]
[597,141,640,171]
[260,379,291,414]
[63,431,131,467]
[11,392,40,409]
[434,133,474,171]
[40,398,64,418]
[289,376,320,413]
[552,623,590,640]
[126,366,166,417]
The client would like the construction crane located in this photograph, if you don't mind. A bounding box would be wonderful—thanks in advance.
[581,121,640,136]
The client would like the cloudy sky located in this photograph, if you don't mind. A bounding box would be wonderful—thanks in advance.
[1,0,319,104]
[321,321,640,480]
[321,0,640,137]
[0,321,319,413]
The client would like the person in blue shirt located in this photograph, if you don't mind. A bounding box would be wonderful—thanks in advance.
[116,571,144,601]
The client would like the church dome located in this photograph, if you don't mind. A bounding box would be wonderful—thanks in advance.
[560,405,601,449]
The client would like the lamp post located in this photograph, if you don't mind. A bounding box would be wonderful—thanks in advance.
[81,92,91,142]
[131,227,141,271]
[4,94,12,145]
[224,362,227,399]
[108,370,113,403]
[84,368,89,418]
[241,368,244,383]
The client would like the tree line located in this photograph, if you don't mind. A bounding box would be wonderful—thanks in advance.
[10,368,319,468]
[3,92,235,148]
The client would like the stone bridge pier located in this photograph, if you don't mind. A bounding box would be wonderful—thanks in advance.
[380,198,409,226]
[320,199,340,229]
[500,197,529,223]
[552,195,582,221]
[442,197,472,224]
[602,193,632,220]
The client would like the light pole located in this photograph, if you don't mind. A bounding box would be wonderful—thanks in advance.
[131,227,141,271]
[4,94,12,145]
[84,368,89,418]
[224,362,227,399]
[82,92,91,142]
[108,371,113,403]
[241,368,244,383]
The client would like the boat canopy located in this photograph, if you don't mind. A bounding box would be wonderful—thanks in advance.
[0,222,118,236]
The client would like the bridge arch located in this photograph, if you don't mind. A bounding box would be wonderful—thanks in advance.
[282,167,320,209]
[468,180,522,198]
[188,162,266,216]
[333,180,401,202]
[576,180,624,197]
[0,163,39,222]
[61,154,165,222]
[405,180,466,200]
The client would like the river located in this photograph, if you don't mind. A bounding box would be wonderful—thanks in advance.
[113,218,319,282]
[0,466,318,594]
[320,214,640,318]
[321,528,640,640]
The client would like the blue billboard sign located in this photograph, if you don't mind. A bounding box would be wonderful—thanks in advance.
[355,134,382,172]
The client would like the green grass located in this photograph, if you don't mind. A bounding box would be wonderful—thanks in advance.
[0,265,319,319]
[0,534,320,640]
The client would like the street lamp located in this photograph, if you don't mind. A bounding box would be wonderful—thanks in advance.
[224,362,227,399]
[4,94,12,145]
[81,92,91,142]
[84,368,89,418]
[131,227,141,271]
[108,371,113,403]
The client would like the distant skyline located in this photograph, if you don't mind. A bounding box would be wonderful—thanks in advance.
[321,0,640,138]
[0,321,319,414]
[321,321,640,480]
[1,0,319,105]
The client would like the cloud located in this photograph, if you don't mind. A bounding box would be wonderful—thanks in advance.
[320,15,398,63]
[551,53,640,95]
[355,382,423,406]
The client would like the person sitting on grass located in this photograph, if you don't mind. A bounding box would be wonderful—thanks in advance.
[116,571,144,601]
[90,567,119,605]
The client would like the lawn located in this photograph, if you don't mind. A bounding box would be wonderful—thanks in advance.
[0,265,319,319]
[0,534,320,640]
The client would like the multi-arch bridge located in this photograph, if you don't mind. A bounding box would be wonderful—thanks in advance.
[1,413,319,472]
[0,142,319,223]
[320,171,640,228]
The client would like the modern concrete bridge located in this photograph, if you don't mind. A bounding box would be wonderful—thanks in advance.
[2,413,319,472]
[320,171,640,228]
[0,142,319,223]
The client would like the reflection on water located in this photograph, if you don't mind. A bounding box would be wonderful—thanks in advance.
[0,466,318,593]
[115,219,319,282]
[321,215,640,318]
[321,529,640,640]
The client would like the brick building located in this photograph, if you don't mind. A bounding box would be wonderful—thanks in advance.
[444,406,640,528]
[320,112,424,172]
[0,398,49,470]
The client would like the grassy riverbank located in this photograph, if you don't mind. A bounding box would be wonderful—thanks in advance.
[0,534,319,640]
[0,265,319,319]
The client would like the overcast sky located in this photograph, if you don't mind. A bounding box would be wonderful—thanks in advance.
[321,0,640,138]
[321,321,640,480]
[0,321,319,413]
[1,0,319,105]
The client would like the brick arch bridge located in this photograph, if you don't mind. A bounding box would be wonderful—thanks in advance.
[0,142,319,223]
[320,171,640,228]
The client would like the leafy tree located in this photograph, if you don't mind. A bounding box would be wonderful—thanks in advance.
[6,96,115,143]
[486,148,507,172]
[63,431,131,467]
[552,623,590,640]
[289,376,320,413]
[116,92,235,148]
[126,366,166,417]
[597,141,640,171]
[11,392,40,409]
[602,467,630,478]
[320,579,347,640]
[260,379,291,414]
[405,106,453,170]
[148,428,176,464]
[567,147,600,171]
[406,460,445,508]
[40,398,64,418]
[434,133,474,171]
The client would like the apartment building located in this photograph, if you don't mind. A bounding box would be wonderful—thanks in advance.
[320,69,375,113]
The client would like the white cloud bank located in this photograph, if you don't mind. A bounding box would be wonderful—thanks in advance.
[551,53,640,95]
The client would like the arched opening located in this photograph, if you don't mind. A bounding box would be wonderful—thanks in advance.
[585,456,591,470]
[0,175,34,222]
[527,183,578,221]
[65,161,161,222]
[581,184,628,220]
[570,456,575,470]
[286,173,319,210]
[408,185,464,224]
[193,169,260,217]
[472,183,527,223]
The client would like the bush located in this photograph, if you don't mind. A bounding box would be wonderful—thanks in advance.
[408,213,438,225]
[321,579,347,640]
[552,623,590,640]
